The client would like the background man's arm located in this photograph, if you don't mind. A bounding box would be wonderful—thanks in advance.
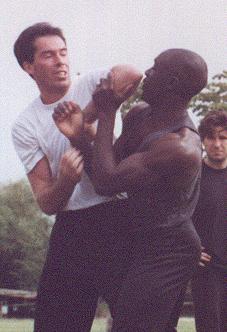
[28,149,84,215]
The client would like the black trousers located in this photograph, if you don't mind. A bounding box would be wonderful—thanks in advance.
[34,200,132,332]
[111,221,201,332]
[192,266,227,332]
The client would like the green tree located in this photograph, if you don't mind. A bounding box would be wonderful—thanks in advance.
[190,70,227,116]
[0,180,51,290]
[120,81,143,118]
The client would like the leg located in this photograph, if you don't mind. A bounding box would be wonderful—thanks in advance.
[219,271,227,332]
[34,212,99,332]
[111,222,201,332]
[93,200,134,315]
[165,283,188,332]
[191,267,221,332]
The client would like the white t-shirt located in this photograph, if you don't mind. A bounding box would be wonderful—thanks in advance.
[12,69,113,211]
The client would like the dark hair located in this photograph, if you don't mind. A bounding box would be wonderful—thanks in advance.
[198,109,227,140]
[14,22,66,68]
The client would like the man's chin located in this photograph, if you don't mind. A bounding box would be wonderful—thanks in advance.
[209,156,227,164]
[141,91,148,103]
[54,80,71,91]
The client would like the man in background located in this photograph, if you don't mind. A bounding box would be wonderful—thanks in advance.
[192,109,227,332]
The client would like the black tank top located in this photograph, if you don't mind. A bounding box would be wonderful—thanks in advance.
[128,114,202,230]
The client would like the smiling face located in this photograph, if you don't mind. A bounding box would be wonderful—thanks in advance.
[23,35,71,102]
[203,126,227,168]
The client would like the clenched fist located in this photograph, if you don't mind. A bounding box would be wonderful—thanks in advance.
[59,148,84,184]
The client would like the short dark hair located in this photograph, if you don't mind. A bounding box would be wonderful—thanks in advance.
[14,22,66,68]
[198,109,227,141]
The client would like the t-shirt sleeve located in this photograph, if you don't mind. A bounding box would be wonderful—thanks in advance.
[11,120,44,174]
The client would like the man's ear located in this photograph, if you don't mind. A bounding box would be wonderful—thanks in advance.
[23,61,34,76]
[167,75,179,91]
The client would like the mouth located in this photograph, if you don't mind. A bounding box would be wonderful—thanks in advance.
[54,70,68,78]
[211,151,224,157]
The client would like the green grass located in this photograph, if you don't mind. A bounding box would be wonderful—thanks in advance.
[0,317,195,331]
[0,319,34,332]
[178,317,196,332]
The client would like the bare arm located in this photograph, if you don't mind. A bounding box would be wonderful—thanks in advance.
[91,78,201,196]
[92,110,201,196]
[28,149,84,215]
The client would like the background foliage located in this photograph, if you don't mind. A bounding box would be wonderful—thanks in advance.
[190,70,227,116]
[120,70,227,119]
[0,180,51,290]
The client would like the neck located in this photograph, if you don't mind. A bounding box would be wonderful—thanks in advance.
[204,157,227,170]
[147,105,188,129]
[39,85,70,104]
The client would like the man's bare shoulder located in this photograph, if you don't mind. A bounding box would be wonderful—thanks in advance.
[122,102,150,131]
[142,128,202,177]
[167,127,201,156]
[123,101,150,119]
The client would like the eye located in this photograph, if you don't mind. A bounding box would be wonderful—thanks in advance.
[43,52,52,59]
[60,49,67,56]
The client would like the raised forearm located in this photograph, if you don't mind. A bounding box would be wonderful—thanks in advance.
[29,149,84,215]
[92,111,117,191]
[70,134,93,176]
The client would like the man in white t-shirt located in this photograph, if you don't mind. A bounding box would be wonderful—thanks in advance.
[12,22,132,332]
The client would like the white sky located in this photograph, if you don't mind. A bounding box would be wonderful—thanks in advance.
[1,0,226,184]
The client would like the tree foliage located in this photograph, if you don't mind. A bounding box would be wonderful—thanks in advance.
[120,81,143,118]
[120,70,227,119]
[0,180,51,290]
[190,70,227,116]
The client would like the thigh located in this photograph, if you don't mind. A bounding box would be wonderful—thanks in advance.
[112,225,199,332]
[34,213,99,332]
[93,200,134,313]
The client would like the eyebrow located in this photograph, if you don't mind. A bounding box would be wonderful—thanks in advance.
[218,128,227,134]
[40,47,67,56]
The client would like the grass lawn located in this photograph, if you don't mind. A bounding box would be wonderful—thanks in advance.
[0,317,195,331]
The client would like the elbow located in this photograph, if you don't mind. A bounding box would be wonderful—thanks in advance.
[92,179,116,197]
[95,186,114,197]
[37,200,58,216]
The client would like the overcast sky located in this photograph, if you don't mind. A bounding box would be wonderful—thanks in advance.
[1,0,226,184]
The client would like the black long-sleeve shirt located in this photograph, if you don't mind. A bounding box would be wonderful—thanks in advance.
[193,161,227,269]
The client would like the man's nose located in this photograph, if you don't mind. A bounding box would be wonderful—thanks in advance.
[213,138,222,147]
[55,53,65,65]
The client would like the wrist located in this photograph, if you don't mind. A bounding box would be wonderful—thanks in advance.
[58,172,78,188]
[98,110,116,121]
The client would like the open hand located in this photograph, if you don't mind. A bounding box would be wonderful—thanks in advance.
[53,101,84,139]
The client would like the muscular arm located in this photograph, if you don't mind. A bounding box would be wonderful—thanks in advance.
[92,111,201,196]
[28,149,84,215]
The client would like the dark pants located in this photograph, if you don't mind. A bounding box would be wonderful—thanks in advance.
[192,266,227,332]
[34,200,132,332]
[111,221,201,332]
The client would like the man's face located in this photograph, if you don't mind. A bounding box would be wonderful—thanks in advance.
[203,126,227,165]
[142,54,169,105]
[24,35,70,95]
